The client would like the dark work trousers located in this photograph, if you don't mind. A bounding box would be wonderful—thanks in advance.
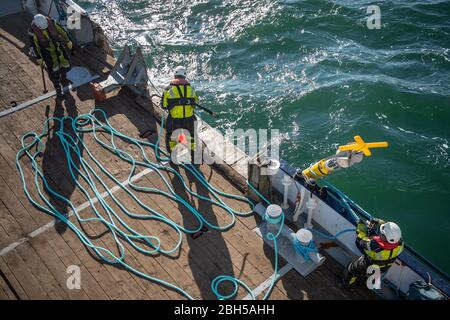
[41,46,71,95]
[49,67,71,94]
[165,115,197,161]
[342,255,389,290]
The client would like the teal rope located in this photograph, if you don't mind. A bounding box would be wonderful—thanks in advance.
[321,181,365,223]
[17,116,194,299]
[307,227,356,240]
[264,212,283,225]
[293,238,318,262]
[211,181,284,300]
[16,108,283,300]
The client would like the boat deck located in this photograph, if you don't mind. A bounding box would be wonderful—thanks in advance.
[0,13,377,300]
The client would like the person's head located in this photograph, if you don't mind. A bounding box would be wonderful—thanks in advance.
[174,66,186,79]
[33,14,48,30]
[380,221,402,244]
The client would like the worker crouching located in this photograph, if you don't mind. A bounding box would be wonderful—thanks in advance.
[162,66,199,163]
[343,219,404,290]
[29,14,73,98]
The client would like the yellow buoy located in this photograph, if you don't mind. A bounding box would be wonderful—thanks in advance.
[338,135,388,157]
[301,135,389,183]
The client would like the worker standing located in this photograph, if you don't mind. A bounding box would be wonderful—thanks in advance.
[29,14,73,98]
[343,218,404,290]
[161,66,199,162]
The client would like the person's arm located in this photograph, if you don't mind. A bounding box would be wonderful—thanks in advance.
[54,21,71,43]
[356,219,381,253]
[367,218,385,237]
[356,219,371,251]
[161,88,170,109]
[28,29,41,59]
[32,34,43,60]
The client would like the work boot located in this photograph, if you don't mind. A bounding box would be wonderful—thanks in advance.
[342,262,359,291]
[342,266,352,290]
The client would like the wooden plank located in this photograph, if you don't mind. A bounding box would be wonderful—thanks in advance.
[55,108,181,300]
[28,232,90,299]
[0,12,174,298]
[0,198,17,246]
[0,124,55,229]
[1,251,48,299]
[43,229,109,300]
[0,222,10,250]
[59,223,129,300]
[15,242,69,299]
[0,280,11,299]
[0,257,28,299]
[88,112,250,298]
[0,174,41,243]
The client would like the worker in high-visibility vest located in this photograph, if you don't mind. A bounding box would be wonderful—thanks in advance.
[29,14,73,98]
[161,66,199,159]
[343,218,404,290]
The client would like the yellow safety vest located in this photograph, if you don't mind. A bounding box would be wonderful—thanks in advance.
[32,20,71,72]
[162,84,197,119]
[364,241,404,267]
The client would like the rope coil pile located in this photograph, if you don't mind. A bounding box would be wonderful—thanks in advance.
[16,108,284,300]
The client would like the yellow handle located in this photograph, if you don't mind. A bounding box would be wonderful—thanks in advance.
[338,135,388,156]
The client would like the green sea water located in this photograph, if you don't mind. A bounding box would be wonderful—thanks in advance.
[79,0,450,274]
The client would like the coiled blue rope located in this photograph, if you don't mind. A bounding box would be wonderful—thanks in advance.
[17,114,196,299]
[16,108,283,300]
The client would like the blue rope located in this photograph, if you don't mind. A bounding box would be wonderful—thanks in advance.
[264,212,283,225]
[307,227,356,240]
[16,108,283,300]
[293,238,318,262]
[321,181,368,223]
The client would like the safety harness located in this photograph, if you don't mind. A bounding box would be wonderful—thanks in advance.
[165,77,196,120]
[167,84,195,117]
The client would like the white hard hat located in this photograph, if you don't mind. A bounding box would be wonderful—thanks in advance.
[174,66,186,78]
[380,222,402,244]
[33,14,48,30]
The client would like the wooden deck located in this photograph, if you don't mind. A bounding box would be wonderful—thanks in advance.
[0,13,378,300]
